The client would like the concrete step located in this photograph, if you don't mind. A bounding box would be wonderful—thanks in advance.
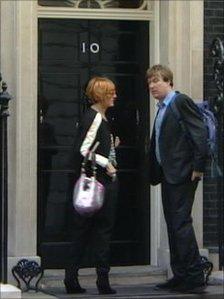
[209,271,224,285]
[0,284,21,299]
[40,266,166,288]
[32,266,224,299]
[23,285,224,299]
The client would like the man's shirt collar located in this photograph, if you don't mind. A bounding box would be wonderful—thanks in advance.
[157,90,176,109]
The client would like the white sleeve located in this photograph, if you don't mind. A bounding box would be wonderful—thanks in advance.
[95,153,109,168]
[80,113,109,168]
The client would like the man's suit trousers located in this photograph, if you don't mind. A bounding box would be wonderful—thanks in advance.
[161,178,204,283]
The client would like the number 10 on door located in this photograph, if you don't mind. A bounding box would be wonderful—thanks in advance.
[81,42,100,54]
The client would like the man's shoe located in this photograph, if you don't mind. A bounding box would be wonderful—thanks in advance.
[172,281,207,294]
[154,277,183,290]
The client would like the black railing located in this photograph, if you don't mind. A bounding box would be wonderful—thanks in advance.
[210,37,224,270]
[0,73,12,283]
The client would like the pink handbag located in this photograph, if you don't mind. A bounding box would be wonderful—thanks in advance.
[73,143,105,216]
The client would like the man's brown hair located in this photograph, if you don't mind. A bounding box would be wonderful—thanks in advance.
[146,64,173,87]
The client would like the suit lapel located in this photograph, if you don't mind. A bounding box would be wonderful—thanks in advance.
[159,105,171,135]
[151,109,159,137]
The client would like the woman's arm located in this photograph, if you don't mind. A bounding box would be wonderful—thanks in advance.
[80,112,109,168]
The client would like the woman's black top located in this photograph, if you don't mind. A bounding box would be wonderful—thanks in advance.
[73,107,115,185]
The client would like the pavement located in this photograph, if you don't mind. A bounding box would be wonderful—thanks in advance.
[21,285,224,299]
[7,266,224,299]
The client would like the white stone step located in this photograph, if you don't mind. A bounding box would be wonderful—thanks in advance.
[40,265,166,288]
[0,284,21,299]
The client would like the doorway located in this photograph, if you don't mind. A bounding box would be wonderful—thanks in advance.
[38,18,150,268]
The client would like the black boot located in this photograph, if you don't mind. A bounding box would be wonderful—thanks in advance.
[96,269,116,295]
[64,268,86,294]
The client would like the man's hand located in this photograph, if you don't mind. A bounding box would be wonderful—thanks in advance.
[191,171,203,181]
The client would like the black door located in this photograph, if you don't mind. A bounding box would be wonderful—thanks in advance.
[38,19,150,268]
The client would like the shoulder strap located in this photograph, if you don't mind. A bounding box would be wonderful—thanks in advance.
[81,141,100,174]
[169,94,189,136]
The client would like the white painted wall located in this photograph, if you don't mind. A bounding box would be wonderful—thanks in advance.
[0,0,204,281]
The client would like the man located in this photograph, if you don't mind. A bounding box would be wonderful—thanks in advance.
[147,64,208,292]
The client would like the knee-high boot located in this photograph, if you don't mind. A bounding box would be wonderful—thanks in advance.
[96,268,116,295]
[64,267,86,294]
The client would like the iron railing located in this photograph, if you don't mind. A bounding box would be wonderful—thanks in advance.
[0,73,12,283]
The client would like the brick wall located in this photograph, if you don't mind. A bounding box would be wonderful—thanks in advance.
[203,0,224,249]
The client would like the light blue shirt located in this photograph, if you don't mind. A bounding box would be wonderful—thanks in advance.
[155,90,176,164]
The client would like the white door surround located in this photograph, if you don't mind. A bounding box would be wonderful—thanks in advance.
[0,0,204,282]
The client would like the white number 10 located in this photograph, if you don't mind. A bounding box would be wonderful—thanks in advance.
[81,42,100,54]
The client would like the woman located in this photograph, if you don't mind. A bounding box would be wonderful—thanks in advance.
[65,77,119,295]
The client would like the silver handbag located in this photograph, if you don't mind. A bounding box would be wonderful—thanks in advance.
[73,143,105,216]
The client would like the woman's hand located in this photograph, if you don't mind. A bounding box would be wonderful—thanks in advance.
[106,162,117,177]
[191,171,203,181]
[114,136,120,148]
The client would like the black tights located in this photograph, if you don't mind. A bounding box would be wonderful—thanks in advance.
[66,179,118,276]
